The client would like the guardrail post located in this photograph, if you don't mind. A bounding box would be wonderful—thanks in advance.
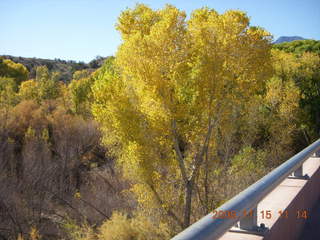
[239,207,257,230]
[288,165,309,179]
[313,149,320,157]
[293,165,303,178]
[230,207,268,235]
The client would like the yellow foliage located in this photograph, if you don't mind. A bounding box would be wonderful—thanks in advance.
[18,79,39,101]
[74,191,81,199]
[264,76,300,163]
[29,227,41,240]
[0,58,29,85]
[92,4,273,228]
[98,212,171,240]
[17,234,24,240]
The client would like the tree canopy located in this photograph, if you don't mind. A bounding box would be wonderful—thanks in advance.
[92,4,274,229]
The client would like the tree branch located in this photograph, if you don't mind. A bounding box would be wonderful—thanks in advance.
[77,197,110,220]
[190,117,216,183]
[172,120,188,184]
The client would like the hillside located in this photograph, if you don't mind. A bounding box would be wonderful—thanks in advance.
[273,39,320,54]
[0,55,107,82]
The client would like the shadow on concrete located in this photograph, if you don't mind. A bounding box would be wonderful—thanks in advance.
[299,197,320,239]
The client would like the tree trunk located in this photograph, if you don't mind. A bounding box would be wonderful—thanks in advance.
[204,152,209,212]
[183,180,193,228]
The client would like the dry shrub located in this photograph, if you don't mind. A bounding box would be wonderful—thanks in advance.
[0,100,129,240]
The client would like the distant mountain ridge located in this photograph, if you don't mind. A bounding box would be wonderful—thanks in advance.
[273,36,306,44]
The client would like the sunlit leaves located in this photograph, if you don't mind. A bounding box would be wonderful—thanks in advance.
[93,4,274,228]
[0,58,29,85]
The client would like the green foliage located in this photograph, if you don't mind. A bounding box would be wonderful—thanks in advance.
[273,39,320,55]
[69,70,94,116]
[272,49,320,137]
[36,66,62,101]
[230,146,266,176]
[91,56,115,82]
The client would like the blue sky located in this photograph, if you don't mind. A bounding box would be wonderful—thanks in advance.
[1,0,319,62]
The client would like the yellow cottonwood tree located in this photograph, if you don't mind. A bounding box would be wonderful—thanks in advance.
[0,58,29,85]
[93,4,272,229]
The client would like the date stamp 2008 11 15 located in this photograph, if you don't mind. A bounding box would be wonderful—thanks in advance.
[211,209,308,220]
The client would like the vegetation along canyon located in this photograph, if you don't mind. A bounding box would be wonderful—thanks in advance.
[1,2,320,240]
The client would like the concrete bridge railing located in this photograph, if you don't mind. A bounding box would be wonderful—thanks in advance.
[172,139,320,240]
